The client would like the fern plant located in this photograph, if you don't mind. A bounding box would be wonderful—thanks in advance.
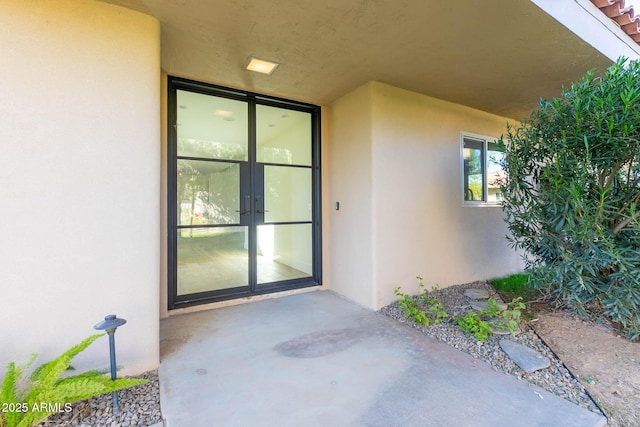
[0,334,147,427]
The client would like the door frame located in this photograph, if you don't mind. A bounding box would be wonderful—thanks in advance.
[167,76,322,310]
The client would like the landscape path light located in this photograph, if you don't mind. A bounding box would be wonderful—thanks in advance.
[93,314,127,417]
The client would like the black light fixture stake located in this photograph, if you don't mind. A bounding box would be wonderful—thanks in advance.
[94,314,127,417]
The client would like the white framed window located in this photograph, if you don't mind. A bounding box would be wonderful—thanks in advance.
[461,133,505,205]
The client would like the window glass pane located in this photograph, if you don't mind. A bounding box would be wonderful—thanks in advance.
[257,224,312,284]
[177,159,240,225]
[264,165,312,223]
[256,105,311,165]
[177,226,248,295]
[463,138,484,201]
[176,90,248,161]
[487,142,505,202]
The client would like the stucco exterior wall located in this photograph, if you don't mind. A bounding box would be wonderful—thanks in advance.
[329,82,523,310]
[0,0,161,375]
[327,84,376,308]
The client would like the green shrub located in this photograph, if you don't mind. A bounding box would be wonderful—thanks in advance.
[0,334,147,427]
[499,57,640,340]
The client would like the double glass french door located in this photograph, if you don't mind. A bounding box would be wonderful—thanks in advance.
[168,77,321,309]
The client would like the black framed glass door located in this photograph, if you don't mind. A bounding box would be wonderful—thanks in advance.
[168,77,321,309]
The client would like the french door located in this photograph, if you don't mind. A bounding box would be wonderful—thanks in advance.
[167,77,321,309]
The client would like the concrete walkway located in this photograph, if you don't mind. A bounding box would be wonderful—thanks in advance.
[158,290,606,427]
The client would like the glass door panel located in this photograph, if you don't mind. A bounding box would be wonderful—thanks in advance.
[177,159,241,225]
[177,227,249,295]
[176,157,248,294]
[256,104,311,166]
[255,104,314,287]
[263,165,312,223]
[257,224,312,284]
[176,90,248,161]
[175,89,250,296]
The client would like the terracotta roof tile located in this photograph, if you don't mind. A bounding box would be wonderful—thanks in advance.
[591,0,640,46]
[614,12,637,26]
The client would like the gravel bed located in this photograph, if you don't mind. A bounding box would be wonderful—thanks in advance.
[379,281,603,416]
[38,371,162,427]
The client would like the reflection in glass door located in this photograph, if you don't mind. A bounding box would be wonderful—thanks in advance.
[168,78,321,309]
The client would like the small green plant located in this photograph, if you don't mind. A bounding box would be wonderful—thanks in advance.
[456,311,493,342]
[0,334,148,427]
[394,276,449,327]
[483,298,503,318]
[394,286,431,326]
[419,285,449,324]
[495,297,526,334]
[455,297,526,342]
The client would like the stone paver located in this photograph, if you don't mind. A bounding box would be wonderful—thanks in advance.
[470,300,507,311]
[470,300,489,310]
[464,288,489,300]
[500,339,551,373]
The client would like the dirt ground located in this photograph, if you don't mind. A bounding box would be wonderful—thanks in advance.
[529,309,640,427]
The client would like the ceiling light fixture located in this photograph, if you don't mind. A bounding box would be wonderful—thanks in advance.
[214,110,234,118]
[244,56,280,75]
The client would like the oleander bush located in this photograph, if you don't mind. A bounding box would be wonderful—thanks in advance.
[499,57,640,340]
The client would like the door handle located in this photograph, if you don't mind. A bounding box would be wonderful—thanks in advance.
[255,196,268,214]
[236,195,251,215]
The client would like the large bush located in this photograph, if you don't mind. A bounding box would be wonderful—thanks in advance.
[500,58,640,340]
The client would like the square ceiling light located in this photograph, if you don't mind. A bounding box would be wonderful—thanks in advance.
[244,56,279,75]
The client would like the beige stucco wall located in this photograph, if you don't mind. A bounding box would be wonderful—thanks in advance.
[0,0,161,375]
[327,84,376,308]
[329,82,523,310]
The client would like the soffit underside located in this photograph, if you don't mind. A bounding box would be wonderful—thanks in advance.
[101,0,612,120]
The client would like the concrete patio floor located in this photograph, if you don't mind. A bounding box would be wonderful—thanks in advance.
[158,290,606,427]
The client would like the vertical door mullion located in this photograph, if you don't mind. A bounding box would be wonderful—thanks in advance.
[253,164,265,288]
[239,162,251,226]
[248,99,257,292]
[312,110,322,283]
[254,165,265,225]
[167,83,178,310]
